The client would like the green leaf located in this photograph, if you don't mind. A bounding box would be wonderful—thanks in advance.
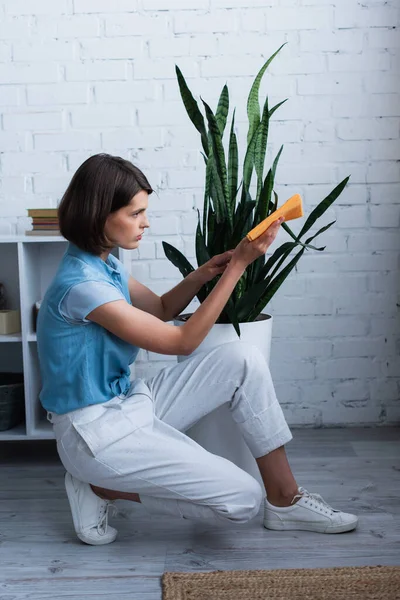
[254,96,270,198]
[202,155,212,237]
[220,220,232,254]
[280,221,322,251]
[175,65,209,156]
[251,247,306,321]
[236,275,271,322]
[255,241,297,284]
[272,144,284,179]
[162,241,195,278]
[195,209,211,268]
[268,242,297,281]
[163,240,208,304]
[246,43,287,145]
[207,205,216,254]
[254,168,273,226]
[297,177,349,240]
[248,255,265,289]
[252,145,283,228]
[231,199,257,247]
[242,123,259,193]
[215,84,229,136]
[209,156,228,224]
[223,297,241,337]
[242,186,255,235]
[233,272,246,305]
[304,220,336,248]
[268,98,287,119]
[202,99,231,225]
[239,241,297,315]
[227,109,238,220]
[242,247,306,322]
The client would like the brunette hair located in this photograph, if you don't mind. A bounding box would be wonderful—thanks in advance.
[58,153,153,254]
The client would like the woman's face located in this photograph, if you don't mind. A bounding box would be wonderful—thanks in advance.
[103,190,150,252]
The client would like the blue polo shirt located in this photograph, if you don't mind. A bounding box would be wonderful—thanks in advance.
[37,243,140,415]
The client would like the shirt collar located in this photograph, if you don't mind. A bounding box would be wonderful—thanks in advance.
[66,243,119,275]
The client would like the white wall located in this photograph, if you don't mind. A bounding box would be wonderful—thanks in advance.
[0,0,399,426]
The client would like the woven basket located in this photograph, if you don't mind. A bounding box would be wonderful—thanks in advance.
[0,373,25,431]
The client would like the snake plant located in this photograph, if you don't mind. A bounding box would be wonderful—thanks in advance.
[162,44,349,337]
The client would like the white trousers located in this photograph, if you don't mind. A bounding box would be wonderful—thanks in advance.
[48,341,293,525]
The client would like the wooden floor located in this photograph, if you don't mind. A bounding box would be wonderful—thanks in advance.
[0,427,399,599]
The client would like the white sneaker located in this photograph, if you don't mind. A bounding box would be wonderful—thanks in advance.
[64,472,118,545]
[264,486,358,534]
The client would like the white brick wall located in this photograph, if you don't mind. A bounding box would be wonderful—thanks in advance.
[0,0,399,426]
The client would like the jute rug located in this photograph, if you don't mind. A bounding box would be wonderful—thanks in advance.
[162,565,400,600]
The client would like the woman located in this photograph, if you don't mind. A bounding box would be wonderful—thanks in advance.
[37,153,358,546]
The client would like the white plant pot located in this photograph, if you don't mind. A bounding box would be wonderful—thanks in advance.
[173,312,273,489]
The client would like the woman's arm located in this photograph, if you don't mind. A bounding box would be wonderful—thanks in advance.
[160,270,206,321]
[87,259,245,356]
[180,259,245,353]
[89,221,282,355]
[128,271,206,322]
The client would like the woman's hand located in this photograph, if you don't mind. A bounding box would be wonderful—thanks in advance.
[196,249,235,284]
[195,216,284,283]
[231,216,285,269]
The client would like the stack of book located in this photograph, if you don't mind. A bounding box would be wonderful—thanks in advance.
[26,209,60,236]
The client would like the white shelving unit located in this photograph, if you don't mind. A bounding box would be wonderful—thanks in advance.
[0,235,129,441]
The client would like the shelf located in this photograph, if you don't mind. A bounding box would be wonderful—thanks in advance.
[0,238,128,442]
[0,414,56,441]
[0,235,66,243]
[0,334,22,342]
[30,420,55,439]
[0,423,27,440]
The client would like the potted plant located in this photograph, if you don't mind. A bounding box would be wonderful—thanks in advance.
[162,45,349,477]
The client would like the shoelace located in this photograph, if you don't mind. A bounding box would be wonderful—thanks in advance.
[97,501,118,536]
[291,487,338,515]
